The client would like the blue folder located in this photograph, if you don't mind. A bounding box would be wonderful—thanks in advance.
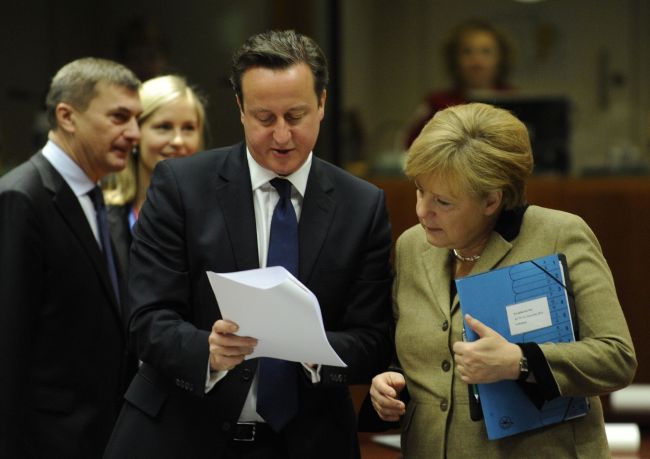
[455,253,589,440]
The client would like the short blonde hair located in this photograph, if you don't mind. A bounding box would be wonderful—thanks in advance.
[104,75,206,205]
[404,103,533,209]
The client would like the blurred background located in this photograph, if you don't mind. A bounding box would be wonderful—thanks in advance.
[1,0,649,176]
[1,0,649,455]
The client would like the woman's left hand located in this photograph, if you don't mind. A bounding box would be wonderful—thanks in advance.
[452,314,522,384]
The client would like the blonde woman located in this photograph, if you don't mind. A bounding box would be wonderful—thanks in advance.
[370,103,636,458]
[104,74,206,275]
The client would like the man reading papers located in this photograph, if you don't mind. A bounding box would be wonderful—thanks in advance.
[104,30,393,459]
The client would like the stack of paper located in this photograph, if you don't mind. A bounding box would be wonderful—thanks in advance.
[207,267,346,367]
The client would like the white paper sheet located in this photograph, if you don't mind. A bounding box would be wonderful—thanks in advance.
[206,267,346,367]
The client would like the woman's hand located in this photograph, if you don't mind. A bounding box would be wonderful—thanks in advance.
[452,314,522,384]
[208,319,258,371]
[369,371,407,422]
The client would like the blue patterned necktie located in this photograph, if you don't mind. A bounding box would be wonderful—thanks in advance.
[88,186,120,304]
[256,178,299,432]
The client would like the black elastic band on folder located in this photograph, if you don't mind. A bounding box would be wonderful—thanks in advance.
[529,260,574,300]
[528,255,579,339]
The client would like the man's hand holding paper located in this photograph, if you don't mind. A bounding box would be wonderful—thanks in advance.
[208,319,257,371]
[206,267,347,367]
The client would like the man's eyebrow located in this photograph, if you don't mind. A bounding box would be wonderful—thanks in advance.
[112,106,142,117]
[287,105,309,112]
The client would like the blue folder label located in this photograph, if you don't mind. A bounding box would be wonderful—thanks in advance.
[506,296,552,335]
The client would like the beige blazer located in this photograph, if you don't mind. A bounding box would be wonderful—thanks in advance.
[394,205,636,459]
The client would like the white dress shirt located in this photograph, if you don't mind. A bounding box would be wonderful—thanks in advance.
[206,148,319,423]
[42,140,101,246]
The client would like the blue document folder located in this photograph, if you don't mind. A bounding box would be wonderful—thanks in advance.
[455,253,589,439]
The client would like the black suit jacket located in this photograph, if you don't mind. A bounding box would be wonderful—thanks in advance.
[106,203,132,282]
[104,143,393,458]
[0,152,133,458]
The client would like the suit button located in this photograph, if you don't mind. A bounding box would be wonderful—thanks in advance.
[242,368,252,381]
[442,320,449,331]
[440,399,448,412]
[441,360,451,372]
[221,421,231,432]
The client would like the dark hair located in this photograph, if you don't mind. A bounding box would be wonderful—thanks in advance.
[443,19,513,88]
[45,57,141,129]
[230,30,328,103]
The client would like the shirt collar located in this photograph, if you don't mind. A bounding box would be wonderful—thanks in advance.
[245,147,312,198]
[42,140,97,196]
[494,204,529,241]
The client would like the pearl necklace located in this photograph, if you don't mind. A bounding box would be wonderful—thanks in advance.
[452,249,481,263]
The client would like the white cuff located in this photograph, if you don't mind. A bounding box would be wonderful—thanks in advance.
[302,363,322,384]
[205,360,228,393]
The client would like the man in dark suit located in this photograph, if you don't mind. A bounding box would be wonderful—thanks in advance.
[0,58,142,458]
[104,30,393,458]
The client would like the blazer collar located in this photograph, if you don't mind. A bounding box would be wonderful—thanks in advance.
[419,209,521,317]
[213,143,260,272]
[420,241,454,319]
[212,145,338,282]
[31,152,123,319]
[298,157,335,282]
[494,205,528,242]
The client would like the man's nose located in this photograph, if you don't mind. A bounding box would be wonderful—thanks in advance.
[273,119,291,144]
[124,118,140,142]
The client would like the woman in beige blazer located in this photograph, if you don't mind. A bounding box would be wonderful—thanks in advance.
[369,103,637,458]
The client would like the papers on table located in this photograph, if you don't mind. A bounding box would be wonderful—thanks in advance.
[206,267,346,367]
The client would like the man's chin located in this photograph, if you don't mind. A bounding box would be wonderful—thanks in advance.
[108,155,129,172]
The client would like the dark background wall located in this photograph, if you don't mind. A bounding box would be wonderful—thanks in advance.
[1,1,649,176]
[0,0,338,172]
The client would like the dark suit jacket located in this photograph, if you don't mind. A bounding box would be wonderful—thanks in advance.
[107,204,132,282]
[0,152,134,458]
[104,143,393,458]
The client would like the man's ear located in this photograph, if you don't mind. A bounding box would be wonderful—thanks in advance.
[484,189,503,216]
[235,94,244,123]
[317,90,327,121]
[55,102,76,133]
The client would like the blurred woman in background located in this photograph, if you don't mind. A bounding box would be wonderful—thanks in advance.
[403,19,514,148]
[104,74,206,275]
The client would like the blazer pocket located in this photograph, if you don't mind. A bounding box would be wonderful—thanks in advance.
[32,386,76,414]
[124,371,168,418]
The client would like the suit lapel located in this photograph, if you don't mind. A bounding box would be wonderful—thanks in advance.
[420,242,454,319]
[31,153,122,317]
[472,231,513,274]
[213,144,260,271]
[299,158,335,282]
